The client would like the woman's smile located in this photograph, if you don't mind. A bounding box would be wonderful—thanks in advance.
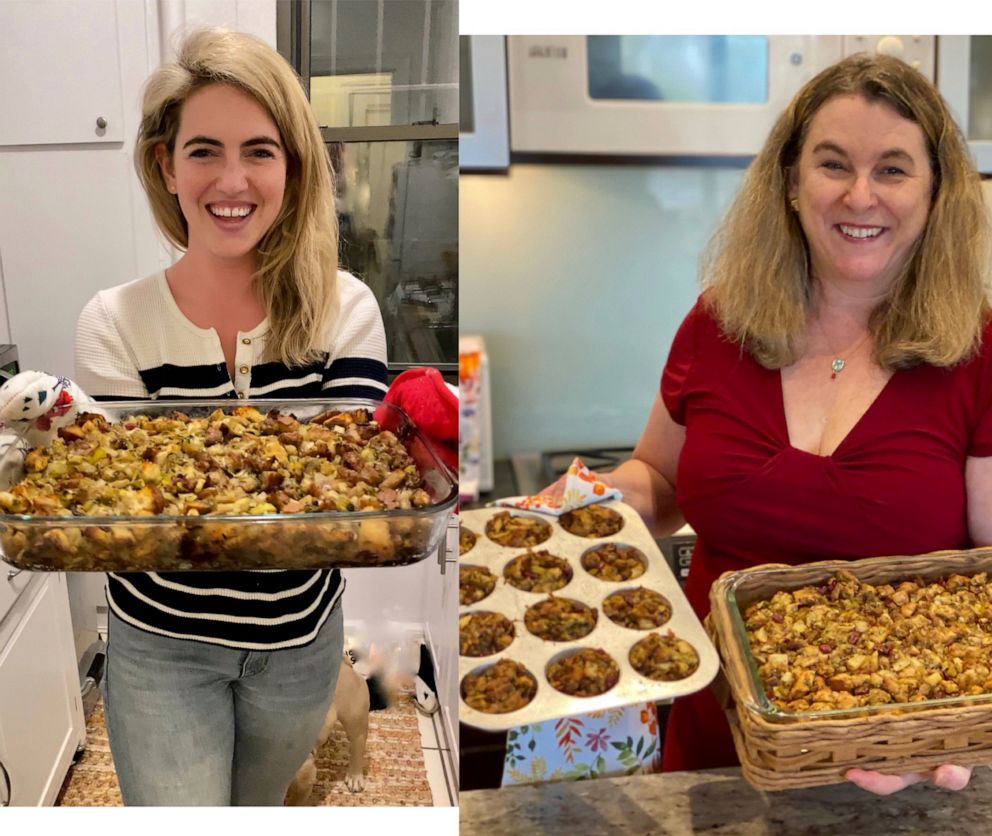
[206,201,258,229]
[836,223,884,241]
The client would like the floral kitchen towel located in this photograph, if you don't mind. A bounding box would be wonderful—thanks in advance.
[501,702,662,785]
[494,457,623,517]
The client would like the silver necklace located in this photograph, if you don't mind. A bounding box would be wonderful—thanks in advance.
[816,319,872,380]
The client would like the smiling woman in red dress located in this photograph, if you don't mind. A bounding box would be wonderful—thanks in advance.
[550,53,992,796]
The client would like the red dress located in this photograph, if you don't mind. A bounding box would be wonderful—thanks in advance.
[660,299,992,772]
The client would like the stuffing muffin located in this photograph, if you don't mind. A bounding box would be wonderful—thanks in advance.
[629,631,699,681]
[461,659,538,714]
[460,525,478,556]
[503,550,573,593]
[484,511,552,548]
[524,595,598,642]
[559,503,624,538]
[546,648,620,697]
[581,543,647,582]
[460,611,515,657]
[460,564,498,606]
[603,587,673,630]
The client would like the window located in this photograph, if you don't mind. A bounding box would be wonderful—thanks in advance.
[279,0,458,374]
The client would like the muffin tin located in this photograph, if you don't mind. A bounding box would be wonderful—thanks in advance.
[458,500,719,731]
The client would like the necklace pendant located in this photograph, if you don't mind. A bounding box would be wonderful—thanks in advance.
[831,358,845,374]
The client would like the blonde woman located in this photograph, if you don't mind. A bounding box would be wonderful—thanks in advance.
[72,29,387,805]
[549,53,992,794]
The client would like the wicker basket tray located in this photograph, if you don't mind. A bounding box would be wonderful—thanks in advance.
[708,548,992,791]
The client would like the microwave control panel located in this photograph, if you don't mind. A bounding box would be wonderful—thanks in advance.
[843,36,935,81]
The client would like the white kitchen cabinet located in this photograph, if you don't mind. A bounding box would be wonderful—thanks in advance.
[0,561,33,626]
[426,520,459,765]
[0,0,163,377]
[0,572,85,807]
[0,0,124,146]
[0,150,143,375]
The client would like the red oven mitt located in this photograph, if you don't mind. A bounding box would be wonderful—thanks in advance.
[377,368,457,473]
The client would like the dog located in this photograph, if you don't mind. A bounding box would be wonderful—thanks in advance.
[285,653,371,804]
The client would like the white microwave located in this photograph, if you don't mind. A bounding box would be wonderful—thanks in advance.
[506,35,936,157]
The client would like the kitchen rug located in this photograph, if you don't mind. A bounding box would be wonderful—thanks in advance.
[56,695,433,806]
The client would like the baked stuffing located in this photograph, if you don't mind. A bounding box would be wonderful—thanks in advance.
[503,550,573,593]
[0,406,435,570]
[546,648,620,697]
[581,543,647,582]
[459,611,515,657]
[629,631,699,681]
[524,595,598,642]
[461,659,538,714]
[744,569,992,712]
[559,503,624,538]
[485,511,552,548]
[460,525,477,555]
[603,587,673,630]
[460,564,498,606]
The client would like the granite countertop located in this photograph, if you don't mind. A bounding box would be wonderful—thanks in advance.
[460,766,991,835]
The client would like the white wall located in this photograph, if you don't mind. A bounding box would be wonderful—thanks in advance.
[462,168,992,461]
[459,163,745,457]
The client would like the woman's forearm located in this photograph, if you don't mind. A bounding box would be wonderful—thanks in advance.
[605,456,684,538]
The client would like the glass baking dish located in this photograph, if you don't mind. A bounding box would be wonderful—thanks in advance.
[0,398,457,571]
[715,550,992,723]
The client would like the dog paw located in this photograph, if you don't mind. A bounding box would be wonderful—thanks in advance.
[344,772,365,793]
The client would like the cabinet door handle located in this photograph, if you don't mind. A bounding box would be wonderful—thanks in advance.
[438,534,447,574]
[0,759,10,806]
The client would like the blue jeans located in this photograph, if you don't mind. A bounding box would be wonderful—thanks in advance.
[102,602,343,806]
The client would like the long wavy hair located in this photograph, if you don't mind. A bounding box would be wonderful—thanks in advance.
[134,27,339,366]
[704,52,990,369]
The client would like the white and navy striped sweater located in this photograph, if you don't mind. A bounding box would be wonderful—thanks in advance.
[74,270,388,650]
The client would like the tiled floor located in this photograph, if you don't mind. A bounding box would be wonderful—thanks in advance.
[418,707,458,806]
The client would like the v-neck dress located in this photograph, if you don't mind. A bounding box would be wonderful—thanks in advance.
[659,299,992,771]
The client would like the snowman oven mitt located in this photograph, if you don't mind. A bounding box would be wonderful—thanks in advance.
[0,371,94,448]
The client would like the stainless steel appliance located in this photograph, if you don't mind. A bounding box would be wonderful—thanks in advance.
[506,35,936,157]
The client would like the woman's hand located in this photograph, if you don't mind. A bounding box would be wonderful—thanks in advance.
[845,764,972,795]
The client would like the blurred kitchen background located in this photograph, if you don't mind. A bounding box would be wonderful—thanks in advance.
[0,0,457,807]
[458,34,992,790]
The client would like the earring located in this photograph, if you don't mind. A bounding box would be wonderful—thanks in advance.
[790,198,799,212]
